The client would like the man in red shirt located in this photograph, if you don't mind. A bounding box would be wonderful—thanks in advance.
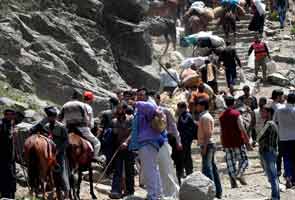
[219,96,250,188]
[248,35,271,82]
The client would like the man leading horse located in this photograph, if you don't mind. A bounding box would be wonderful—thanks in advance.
[30,106,70,199]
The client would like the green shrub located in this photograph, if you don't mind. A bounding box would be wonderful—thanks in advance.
[269,11,279,22]
[291,25,295,35]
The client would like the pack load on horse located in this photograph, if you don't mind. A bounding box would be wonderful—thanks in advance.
[24,134,57,199]
[183,1,215,35]
[214,0,246,41]
[141,16,177,55]
[180,31,225,56]
[180,56,209,69]
[147,0,184,20]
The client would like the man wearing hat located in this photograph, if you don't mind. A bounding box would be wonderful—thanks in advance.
[274,93,295,188]
[59,90,101,162]
[0,109,17,199]
[30,106,69,198]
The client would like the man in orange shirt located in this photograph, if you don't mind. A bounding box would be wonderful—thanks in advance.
[196,98,222,199]
[189,84,210,120]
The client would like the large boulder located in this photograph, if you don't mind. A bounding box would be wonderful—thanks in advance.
[104,17,160,90]
[102,0,149,23]
[0,10,128,114]
[179,172,216,200]
[267,73,290,86]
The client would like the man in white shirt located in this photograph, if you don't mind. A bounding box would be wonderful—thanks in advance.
[254,97,267,145]
[274,93,295,188]
[160,63,180,97]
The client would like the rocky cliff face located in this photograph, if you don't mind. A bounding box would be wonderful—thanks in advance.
[0,0,159,114]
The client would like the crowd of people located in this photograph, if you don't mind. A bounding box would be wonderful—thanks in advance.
[0,0,293,200]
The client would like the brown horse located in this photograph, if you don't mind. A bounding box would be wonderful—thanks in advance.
[24,134,57,199]
[147,0,184,20]
[142,16,177,55]
[67,133,96,200]
[221,11,237,42]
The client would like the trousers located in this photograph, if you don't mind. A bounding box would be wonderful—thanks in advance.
[255,57,267,81]
[138,144,162,200]
[157,142,179,198]
[261,151,280,200]
[77,127,101,156]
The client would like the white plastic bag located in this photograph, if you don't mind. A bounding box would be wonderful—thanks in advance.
[247,51,255,69]
[209,35,225,48]
[240,68,246,82]
[266,59,277,74]
[180,57,208,69]
[254,0,266,16]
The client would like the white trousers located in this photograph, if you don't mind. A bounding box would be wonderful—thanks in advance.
[138,144,162,200]
[157,142,180,198]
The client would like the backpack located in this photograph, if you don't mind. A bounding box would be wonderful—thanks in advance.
[151,109,167,133]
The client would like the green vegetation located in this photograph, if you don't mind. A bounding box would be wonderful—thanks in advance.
[0,81,44,113]
[269,11,279,22]
[291,25,295,35]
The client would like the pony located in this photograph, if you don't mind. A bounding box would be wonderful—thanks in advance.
[24,134,57,199]
[142,16,177,55]
[147,0,185,21]
[221,11,237,42]
[67,133,96,200]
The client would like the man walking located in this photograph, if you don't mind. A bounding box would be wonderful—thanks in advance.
[30,107,69,199]
[248,35,271,82]
[274,93,295,188]
[219,96,250,188]
[219,41,242,90]
[196,99,222,199]
[176,102,197,184]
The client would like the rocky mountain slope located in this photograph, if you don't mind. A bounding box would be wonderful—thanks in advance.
[0,0,159,113]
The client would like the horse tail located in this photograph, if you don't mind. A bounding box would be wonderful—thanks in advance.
[28,145,40,191]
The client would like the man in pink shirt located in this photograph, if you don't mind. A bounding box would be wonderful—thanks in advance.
[196,98,222,199]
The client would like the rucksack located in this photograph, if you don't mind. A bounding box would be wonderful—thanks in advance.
[151,109,167,133]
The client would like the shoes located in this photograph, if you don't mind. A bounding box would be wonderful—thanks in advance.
[236,175,248,185]
[109,192,122,199]
[230,177,238,188]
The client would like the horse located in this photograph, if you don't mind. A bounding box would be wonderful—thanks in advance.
[24,134,57,199]
[67,133,96,200]
[141,16,177,55]
[221,11,237,42]
[147,0,184,21]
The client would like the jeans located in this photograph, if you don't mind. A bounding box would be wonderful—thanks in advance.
[201,144,223,198]
[277,5,287,27]
[138,144,162,200]
[225,68,237,88]
[281,140,295,183]
[111,150,135,195]
[261,151,280,200]
[180,140,193,177]
[158,142,179,198]
[276,141,284,177]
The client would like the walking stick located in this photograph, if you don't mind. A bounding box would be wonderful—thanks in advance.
[95,135,132,188]
[158,60,182,88]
